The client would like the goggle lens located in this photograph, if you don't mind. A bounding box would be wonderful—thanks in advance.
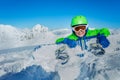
[73,26,86,31]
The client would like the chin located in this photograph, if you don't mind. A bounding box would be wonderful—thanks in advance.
[76,33,85,37]
[78,35,84,37]
[77,34,84,37]
[75,31,86,37]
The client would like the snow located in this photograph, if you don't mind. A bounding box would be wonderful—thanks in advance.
[0,24,120,80]
[0,24,56,49]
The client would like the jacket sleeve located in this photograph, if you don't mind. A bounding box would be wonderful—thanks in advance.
[99,28,110,37]
[55,37,77,48]
[55,38,65,44]
[86,28,110,37]
[55,32,79,44]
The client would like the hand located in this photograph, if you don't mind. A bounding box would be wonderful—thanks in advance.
[97,35,110,48]
[63,38,77,48]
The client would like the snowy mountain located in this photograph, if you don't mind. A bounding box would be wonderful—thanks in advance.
[0,24,56,49]
[0,24,21,42]
[0,25,120,80]
[52,28,71,36]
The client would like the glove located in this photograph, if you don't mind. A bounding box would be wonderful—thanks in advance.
[97,35,110,48]
[63,38,77,48]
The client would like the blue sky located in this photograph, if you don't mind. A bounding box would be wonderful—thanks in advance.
[0,0,120,29]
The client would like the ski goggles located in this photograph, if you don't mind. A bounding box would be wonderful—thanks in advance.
[72,25,87,31]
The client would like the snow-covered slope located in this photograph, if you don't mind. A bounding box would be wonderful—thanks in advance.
[0,25,120,80]
[0,24,56,49]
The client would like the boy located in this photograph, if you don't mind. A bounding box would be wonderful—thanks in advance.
[56,16,110,51]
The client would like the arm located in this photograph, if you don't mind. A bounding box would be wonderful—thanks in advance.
[55,34,77,48]
[86,28,110,37]
[86,28,110,48]
[97,28,110,48]
[99,28,110,37]
[56,38,65,44]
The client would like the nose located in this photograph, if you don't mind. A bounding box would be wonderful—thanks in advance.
[79,29,83,32]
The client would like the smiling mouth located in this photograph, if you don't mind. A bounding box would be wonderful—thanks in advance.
[78,31,84,34]
[75,30,85,37]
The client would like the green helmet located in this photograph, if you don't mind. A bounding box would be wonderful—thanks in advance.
[71,16,88,27]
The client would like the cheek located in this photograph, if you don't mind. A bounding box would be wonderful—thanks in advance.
[76,30,85,34]
[82,31,86,34]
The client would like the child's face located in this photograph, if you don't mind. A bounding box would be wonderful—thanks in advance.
[74,29,86,37]
[73,25,86,37]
